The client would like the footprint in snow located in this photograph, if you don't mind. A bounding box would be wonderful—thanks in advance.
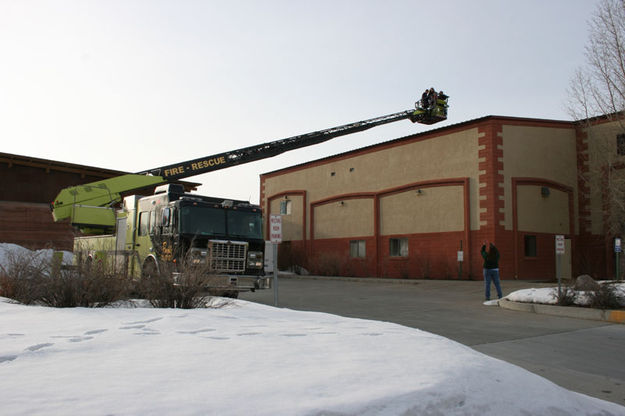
[123,317,163,325]
[119,324,145,330]
[177,328,216,334]
[25,343,54,351]
[133,327,161,336]
[68,336,93,343]
[84,329,108,335]
[0,355,18,363]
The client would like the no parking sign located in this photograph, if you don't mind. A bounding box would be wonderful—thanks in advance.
[555,235,565,255]
[270,215,282,244]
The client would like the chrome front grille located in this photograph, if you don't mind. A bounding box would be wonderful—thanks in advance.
[207,240,247,273]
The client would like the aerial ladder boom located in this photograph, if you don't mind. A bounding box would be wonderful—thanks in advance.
[51,97,449,231]
[139,109,417,181]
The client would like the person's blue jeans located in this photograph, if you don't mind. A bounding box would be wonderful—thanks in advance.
[483,268,503,300]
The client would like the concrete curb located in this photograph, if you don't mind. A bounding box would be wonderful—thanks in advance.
[499,299,625,324]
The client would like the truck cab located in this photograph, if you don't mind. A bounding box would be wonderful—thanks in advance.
[75,184,269,296]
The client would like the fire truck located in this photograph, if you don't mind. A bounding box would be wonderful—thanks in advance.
[50,96,449,295]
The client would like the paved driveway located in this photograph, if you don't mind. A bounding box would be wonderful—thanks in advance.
[241,276,625,406]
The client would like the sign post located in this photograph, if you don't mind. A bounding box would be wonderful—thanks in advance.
[615,238,621,281]
[269,215,282,307]
[457,240,463,279]
[555,235,565,297]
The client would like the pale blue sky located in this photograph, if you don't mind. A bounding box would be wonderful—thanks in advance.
[0,0,599,203]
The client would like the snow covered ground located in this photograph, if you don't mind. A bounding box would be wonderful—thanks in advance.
[2,242,624,415]
[1,297,624,416]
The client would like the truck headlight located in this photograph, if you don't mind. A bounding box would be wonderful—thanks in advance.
[247,251,263,269]
[190,249,207,264]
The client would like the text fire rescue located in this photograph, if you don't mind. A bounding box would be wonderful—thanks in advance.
[163,156,227,177]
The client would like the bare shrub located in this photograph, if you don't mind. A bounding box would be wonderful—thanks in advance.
[552,287,577,307]
[137,260,227,309]
[0,248,131,307]
[587,282,624,310]
[1,247,54,304]
[0,245,49,276]
[38,267,130,308]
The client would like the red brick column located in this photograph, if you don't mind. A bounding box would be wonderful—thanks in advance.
[477,122,506,276]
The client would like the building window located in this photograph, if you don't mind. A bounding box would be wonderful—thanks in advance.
[617,134,625,156]
[524,235,537,257]
[390,238,408,257]
[350,240,366,258]
[280,200,292,215]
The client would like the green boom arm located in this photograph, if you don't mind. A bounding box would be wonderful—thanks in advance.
[51,174,165,231]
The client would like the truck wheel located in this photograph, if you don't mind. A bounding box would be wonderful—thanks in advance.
[142,258,159,279]
[84,256,93,271]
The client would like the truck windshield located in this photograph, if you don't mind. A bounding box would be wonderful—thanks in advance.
[179,205,263,239]
[180,206,226,236]
[227,210,263,239]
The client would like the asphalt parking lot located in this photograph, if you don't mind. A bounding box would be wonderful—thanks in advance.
[241,276,625,406]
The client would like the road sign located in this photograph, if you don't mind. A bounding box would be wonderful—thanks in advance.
[555,235,565,255]
[615,238,622,253]
[270,215,282,244]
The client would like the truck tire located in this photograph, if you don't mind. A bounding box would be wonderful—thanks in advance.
[142,258,159,279]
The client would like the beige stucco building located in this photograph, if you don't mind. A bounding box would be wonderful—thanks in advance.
[261,115,624,280]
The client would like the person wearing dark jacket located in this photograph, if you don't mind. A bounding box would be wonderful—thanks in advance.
[481,242,503,301]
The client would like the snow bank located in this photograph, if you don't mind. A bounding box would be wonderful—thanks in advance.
[0,243,73,274]
[507,283,625,306]
[1,298,623,415]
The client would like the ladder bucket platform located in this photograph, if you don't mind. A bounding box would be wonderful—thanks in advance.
[410,96,449,125]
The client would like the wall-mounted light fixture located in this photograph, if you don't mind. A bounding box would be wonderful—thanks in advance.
[416,189,424,195]
[284,195,289,200]
[339,201,345,206]
[541,187,550,197]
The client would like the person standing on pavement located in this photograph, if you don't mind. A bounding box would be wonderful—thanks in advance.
[481,242,503,301]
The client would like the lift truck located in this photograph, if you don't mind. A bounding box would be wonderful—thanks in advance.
[50,96,449,295]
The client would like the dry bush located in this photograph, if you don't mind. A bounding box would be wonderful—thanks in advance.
[0,249,131,307]
[552,287,577,307]
[587,282,624,310]
[0,246,49,302]
[137,260,230,309]
[38,267,131,308]
[0,245,235,309]
[551,280,624,309]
